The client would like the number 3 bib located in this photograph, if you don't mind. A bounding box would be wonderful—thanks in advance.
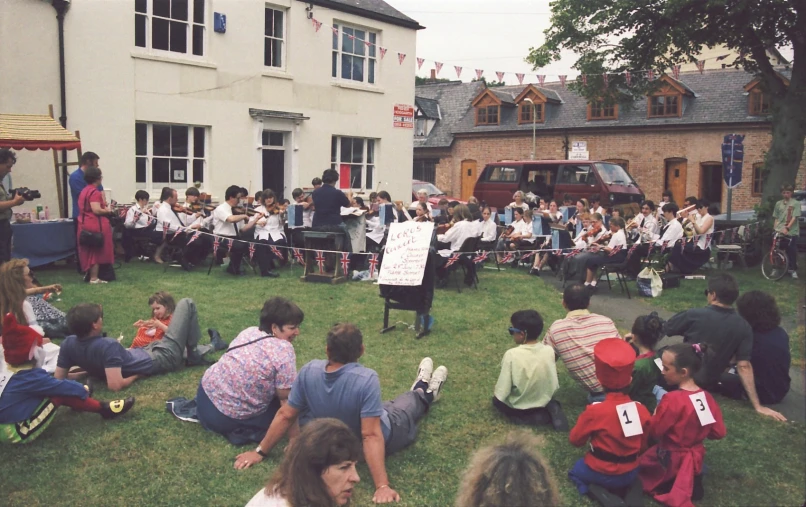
[689,391,716,426]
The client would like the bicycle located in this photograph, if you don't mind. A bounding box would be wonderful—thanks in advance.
[761,232,790,281]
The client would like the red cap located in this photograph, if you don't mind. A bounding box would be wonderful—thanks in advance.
[593,338,635,390]
[1,313,43,366]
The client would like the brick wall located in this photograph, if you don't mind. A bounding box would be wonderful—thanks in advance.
[430,127,806,212]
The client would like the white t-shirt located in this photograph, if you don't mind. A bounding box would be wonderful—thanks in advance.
[478,219,497,242]
[124,203,151,229]
[696,213,714,249]
[636,213,659,237]
[655,219,683,247]
[23,300,38,328]
[515,219,535,243]
[607,229,627,249]
[245,489,290,507]
[213,202,238,237]
[252,206,286,241]
[438,220,477,253]
[155,203,186,232]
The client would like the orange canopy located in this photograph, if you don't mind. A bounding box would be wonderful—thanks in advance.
[0,113,81,151]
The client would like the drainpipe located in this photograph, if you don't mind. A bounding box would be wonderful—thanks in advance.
[52,0,70,217]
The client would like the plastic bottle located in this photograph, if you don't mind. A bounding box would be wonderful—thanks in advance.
[44,206,50,220]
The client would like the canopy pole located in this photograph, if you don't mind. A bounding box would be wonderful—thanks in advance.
[48,105,65,217]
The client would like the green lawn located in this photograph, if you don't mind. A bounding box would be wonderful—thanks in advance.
[2,261,804,506]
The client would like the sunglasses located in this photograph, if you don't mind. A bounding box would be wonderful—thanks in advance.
[508,327,523,335]
[703,289,711,297]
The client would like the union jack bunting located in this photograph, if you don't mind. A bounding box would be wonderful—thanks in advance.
[496,71,505,82]
[582,74,588,86]
[292,248,305,265]
[625,71,631,86]
[475,69,484,80]
[537,74,546,85]
[315,250,326,274]
[379,47,387,59]
[472,250,489,264]
[647,69,655,81]
[187,231,200,245]
[515,73,525,85]
[417,57,424,69]
[397,52,406,65]
[212,237,220,257]
[627,243,640,259]
[331,26,338,36]
[520,251,536,260]
[270,246,283,259]
[249,242,256,261]
[499,252,515,264]
[227,238,234,254]
[312,19,322,32]
[434,62,443,75]
[455,66,463,78]
[558,75,567,87]
[368,253,379,278]
[602,73,609,86]
[162,222,169,241]
[339,252,351,275]
[660,240,670,253]
[118,207,128,219]
[444,253,461,268]
[695,60,705,74]
[565,248,582,258]
[704,233,713,249]
[608,244,623,256]
[170,226,184,242]
[672,65,681,80]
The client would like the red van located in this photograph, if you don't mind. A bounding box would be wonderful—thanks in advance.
[473,160,645,217]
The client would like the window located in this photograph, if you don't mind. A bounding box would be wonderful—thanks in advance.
[588,101,618,120]
[331,136,376,189]
[648,95,680,118]
[476,105,499,126]
[519,103,543,124]
[557,164,593,185]
[415,118,427,137]
[135,0,206,56]
[264,7,285,68]
[484,165,519,182]
[749,90,770,116]
[752,163,764,196]
[136,122,207,190]
[332,24,377,84]
[413,159,437,184]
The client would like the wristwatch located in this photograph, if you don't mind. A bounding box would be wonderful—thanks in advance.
[255,445,268,458]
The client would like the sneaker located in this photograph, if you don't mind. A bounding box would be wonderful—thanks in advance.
[100,397,136,419]
[208,328,228,351]
[411,357,433,391]
[427,365,448,402]
[791,271,799,279]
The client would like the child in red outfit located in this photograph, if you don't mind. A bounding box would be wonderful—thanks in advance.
[569,338,651,506]
[639,342,726,507]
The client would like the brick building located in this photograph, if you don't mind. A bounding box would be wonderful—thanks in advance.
[414,68,805,212]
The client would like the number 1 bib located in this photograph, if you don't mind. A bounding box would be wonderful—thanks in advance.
[616,401,643,437]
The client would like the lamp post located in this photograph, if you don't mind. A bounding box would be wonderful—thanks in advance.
[523,98,537,160]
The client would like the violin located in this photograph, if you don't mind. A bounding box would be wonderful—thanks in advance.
[231,206,265,219]
[264,202,287,215]
[581,223,603,242]
[499,224,515,240]
[184,202,216,214]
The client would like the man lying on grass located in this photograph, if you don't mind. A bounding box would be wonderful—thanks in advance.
[233,323,448,505]
[54,301,222,391]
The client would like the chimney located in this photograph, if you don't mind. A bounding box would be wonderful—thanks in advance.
[430,69,436,82]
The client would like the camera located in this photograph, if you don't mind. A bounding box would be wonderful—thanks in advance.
[10,187,41,201]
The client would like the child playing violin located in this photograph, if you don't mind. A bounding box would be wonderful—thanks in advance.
[639,342,726,507]
[413,201,432,222]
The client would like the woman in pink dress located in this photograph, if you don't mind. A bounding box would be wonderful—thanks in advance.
[76,166,114,284]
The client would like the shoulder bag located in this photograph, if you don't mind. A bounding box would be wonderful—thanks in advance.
[78,188,106,248]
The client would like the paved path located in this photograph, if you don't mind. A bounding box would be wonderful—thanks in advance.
[505,266,806,424]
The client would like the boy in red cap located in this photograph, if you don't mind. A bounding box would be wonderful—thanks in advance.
[0,313,134,444]
[568,338,651,506]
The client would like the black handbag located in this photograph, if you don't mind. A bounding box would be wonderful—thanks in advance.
[78,189,106,248]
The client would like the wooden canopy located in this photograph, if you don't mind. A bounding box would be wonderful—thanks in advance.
[0,113,82,151]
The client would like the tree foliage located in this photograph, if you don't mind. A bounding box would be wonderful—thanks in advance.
[528,0,806,207]
[471,76,506,87]
[415,76,452,85]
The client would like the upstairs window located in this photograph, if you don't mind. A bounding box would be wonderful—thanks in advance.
[135,0,206,57]
[332,24,377,84]
[331,136,376,189]
[648,94,680,118]
[588,101,618,120]
[519,103,543,123]
[749,90,770,116]
[264,7,285,68]
[136,122,208,191]
[752,162,764,196]
[476,105,499,126]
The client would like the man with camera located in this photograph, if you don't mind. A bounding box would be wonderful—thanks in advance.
[0,149,28,263]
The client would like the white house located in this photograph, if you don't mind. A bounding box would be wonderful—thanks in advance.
[0,0,421,216]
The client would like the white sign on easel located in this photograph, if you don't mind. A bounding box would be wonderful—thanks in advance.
[377,221,434,286]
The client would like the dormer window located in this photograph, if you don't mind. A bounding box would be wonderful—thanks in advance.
[588,101,618,120]
[513,85,554,125]
[646,75,692,119]
[748,90,769,115]
[519,102,543,123]
[477,105,499,125]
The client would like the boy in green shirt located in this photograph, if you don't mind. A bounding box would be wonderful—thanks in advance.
[773,183,801,278]
[493,309,568,430]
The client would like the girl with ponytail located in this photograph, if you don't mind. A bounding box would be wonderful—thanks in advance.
[626,312,665,411]
[638,342,727,507]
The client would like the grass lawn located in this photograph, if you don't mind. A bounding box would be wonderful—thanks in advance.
[645,254,806,366]
[2,261,804,506]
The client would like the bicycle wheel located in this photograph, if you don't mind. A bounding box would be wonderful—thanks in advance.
[761,250,788,281]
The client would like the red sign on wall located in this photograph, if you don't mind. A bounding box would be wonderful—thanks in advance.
[393,104,415,129]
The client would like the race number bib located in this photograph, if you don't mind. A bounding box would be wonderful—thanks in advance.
[654,357,663,370]
[689,391,716,426]
[616,401,643,437]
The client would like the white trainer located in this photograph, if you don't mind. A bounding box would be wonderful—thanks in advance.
[411,357,433,391]
[427,365,448,402]
[792,271,799,279]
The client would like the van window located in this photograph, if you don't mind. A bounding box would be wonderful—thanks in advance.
[485,165,519,182]
[557,164,593,185]
[595,162,635,185]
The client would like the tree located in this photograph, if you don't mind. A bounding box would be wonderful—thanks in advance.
[471,76,507,87]
[415,76,452,85]
[527,0,806,210]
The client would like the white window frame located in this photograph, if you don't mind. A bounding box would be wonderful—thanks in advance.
[135,122,209,193]
[135,0,207,58]
[264,5,286,70]
[331,136,377,190]
[332,23,378,85]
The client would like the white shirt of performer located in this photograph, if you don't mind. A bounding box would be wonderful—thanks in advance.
[438,220,476,253]
[478,218,497,242]
[654,219,683,247]
[213,202,238,237]
[514,219,536,244]
[124,203,151,229]
[607,228,627,250]
[252,206,286,242]
[155,203,186,232]
[366,204,398,244]
[695,212,714,250]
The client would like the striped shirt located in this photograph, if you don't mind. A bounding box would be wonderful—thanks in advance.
[544,310,621,393]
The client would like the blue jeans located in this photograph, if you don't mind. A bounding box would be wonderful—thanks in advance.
[195,383,280,445]
[568,458,638,495]
[587,391,606,404]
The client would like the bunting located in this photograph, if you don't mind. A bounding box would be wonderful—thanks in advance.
[515,73,525,85]
[454,65,463,78]
[170,227,184,242]
[582,74,587,86]
[434,62,443,76]
[249,242,256,261]
[602,73,609,86]
[292,248,305,265]
[312,19,322,32]
[473,250,489,264]
[475,69,484,80]
[379,47,387,59]
[368,253,379,278]
[417,57,424,69]
[496,71,505,82]
[315,251,326,274]
[340,252,351,275]
[558,75,567,87]
[445,253,461,268]
[695,60,705,74]
[331,26,338,36]
[520,251,536,261]
[608,244,623,257]
[397,52,406,65]
[270,246,283,260]
[660,240,670,253]
[647,69,655,81]
[625,71,631,86]
[212,237,220,257]
[187,230,200,245]
[162,222,169,241]
[227,238,234,254]
[626,243,640,260]
[537,75,546,86]
[499,252,515,264]
[672,64,681,80]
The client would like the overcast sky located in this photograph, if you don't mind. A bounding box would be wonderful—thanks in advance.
[393,0,794,85]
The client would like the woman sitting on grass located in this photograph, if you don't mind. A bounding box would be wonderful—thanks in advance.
[0,259,43,336]
[24,270,67,339]
[130,291,175,349]
[245,418,361,507]
[455,430,559,507]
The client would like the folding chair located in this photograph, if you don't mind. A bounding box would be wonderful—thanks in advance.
[445,236,480,293]
[379,248,435,339]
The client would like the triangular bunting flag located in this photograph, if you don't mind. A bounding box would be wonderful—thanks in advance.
[227,238,234,254]
[434,62,443,76]
[292,248,305,265]
[647,69,655,81]
[695,60,705,74]
[417,57,424,70]
[445,253,461,268]
[672,64,681,80]
[187,230,200,245]
[248,242,256,261]
[368,253,379,278]
[212,237,220,257]
[397,52,406,65]
[455,66,463,78]
[270,246,283,259]
[331,26,338,36]
[473,250,489,264]
[625,71,631,86]
[537,74,546,86]
[558,75,567,87]
[339,252,351,275]
[312,19,322,32]
[162,222,169,241]
[475,69,484,80]
[379,47,387,59]
[499,252,515,264]
[515,73,525,85]
[364,40,371,48]
[496,71,505,82]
